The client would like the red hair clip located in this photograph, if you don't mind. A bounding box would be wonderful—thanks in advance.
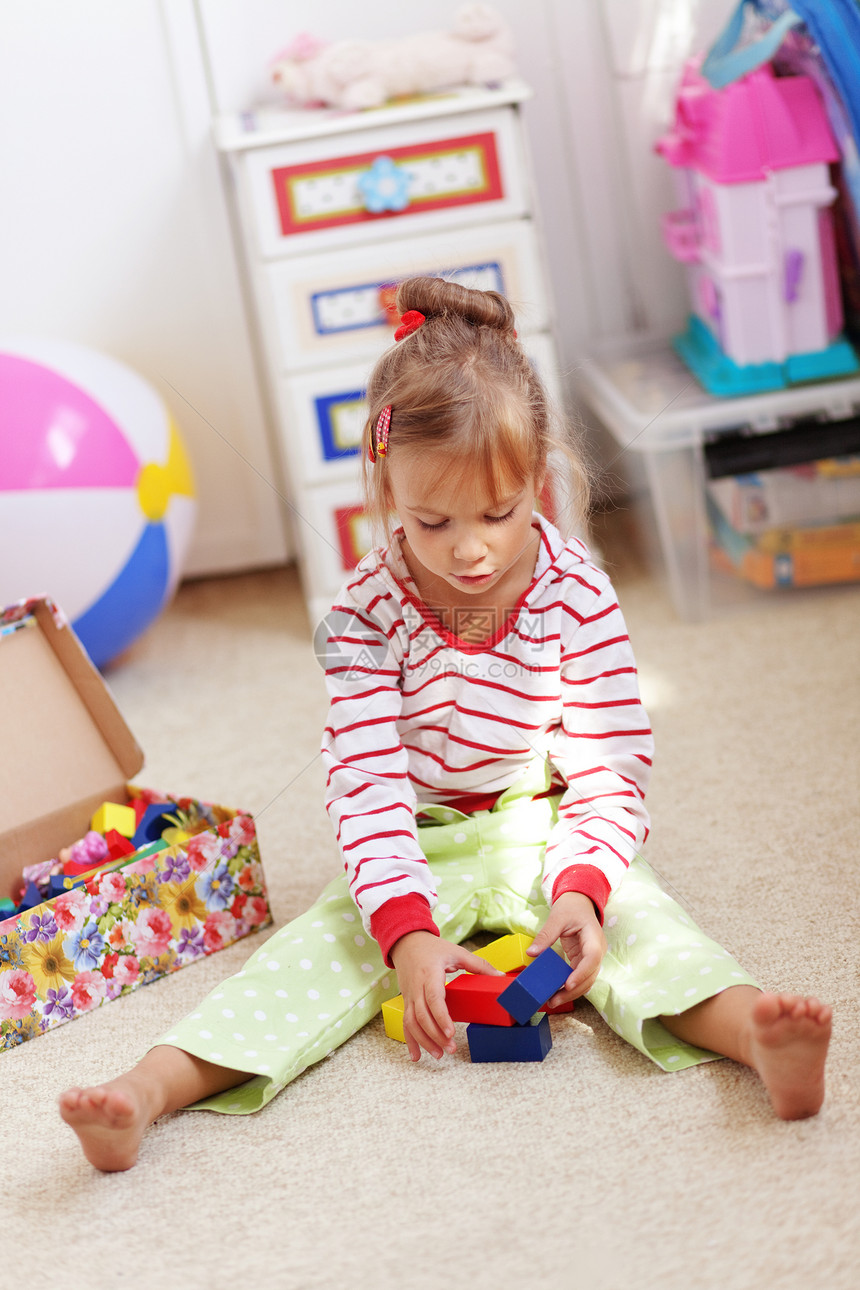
[394,310,425,341]
[368,404,392,462]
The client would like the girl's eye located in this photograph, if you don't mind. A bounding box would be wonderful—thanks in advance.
[486,507,517,525]
[415,505,517,532]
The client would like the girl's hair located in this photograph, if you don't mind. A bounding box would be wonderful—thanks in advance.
[362,277,590,540]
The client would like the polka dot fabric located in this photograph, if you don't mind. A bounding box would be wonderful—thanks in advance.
[156,775,756,1114]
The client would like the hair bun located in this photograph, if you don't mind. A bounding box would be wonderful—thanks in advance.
[395,276,515,333]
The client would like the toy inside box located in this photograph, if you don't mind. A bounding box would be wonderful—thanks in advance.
[704,419,860,590]
[0,598,272,1051]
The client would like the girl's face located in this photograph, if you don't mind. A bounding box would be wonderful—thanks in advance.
[386,451,542,604]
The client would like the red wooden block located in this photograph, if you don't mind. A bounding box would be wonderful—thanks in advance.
[63,858,100,877]
[445,973,519,1026]
[105,829,136,859]
[543,998,575,1015]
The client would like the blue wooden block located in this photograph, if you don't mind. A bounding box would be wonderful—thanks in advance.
[132,803,174,848]
[467,1013,553,1063]
[16,881,44,914]
[497,947,571,1025]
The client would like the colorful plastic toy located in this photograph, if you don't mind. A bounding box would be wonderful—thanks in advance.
[0,339,196,668]
[497,947,571,1025]
[64,830,109,874]
[656,58,859,395]
[467,1013,553,1063]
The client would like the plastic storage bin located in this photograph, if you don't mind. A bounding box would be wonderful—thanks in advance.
[577,335,860,618]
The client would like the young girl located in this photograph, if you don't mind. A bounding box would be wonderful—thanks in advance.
[59,278,831,1170]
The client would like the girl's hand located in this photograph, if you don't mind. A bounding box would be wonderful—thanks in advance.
[390,931,504,1062]
[527,892,607,1006]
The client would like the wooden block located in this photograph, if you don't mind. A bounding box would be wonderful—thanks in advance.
[467,1013,553,1063]
[91,801,137,838]
[382,995,406,1043]
[132,803,175,848]
[445,972,519,1026]
[498,947,571,1024]
[104,830,136,860]
[471,932,534,973]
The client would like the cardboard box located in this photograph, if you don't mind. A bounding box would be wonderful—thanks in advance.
[0,598,272,1051]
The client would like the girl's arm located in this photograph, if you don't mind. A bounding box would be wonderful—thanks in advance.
[320,582,440,964]
[541,582,654,923]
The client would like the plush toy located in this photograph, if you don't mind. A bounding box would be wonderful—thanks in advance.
[271,4,516,112]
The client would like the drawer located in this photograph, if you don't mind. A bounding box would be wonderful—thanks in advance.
[278,363,370,488]
[277,334,563,490]
[291,475,377,614]
[260,219,549,374]
[238,106,528,259]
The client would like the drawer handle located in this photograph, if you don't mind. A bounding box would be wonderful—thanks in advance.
[357,155,412,213]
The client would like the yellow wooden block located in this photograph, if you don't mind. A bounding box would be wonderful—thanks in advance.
[382,995,406,1043]
[472,932,534,973]
[91,801,137,838]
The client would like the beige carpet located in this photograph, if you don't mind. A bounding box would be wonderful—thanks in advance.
[6,508,859,1290]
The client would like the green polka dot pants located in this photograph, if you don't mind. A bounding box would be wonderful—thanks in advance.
[156,779,757,1114]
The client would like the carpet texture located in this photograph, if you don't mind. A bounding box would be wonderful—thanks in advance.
[5,509,858,1290]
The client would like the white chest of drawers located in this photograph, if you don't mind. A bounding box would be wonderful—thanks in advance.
[215,81,561,626]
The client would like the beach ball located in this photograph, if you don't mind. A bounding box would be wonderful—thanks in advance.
[0,338,196,668]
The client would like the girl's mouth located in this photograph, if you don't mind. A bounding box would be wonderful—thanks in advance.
[453,572,494,585]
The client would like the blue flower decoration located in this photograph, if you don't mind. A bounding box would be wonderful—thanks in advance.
[357,156,411,214]
[198,862,235,911]
[68,921,106,972]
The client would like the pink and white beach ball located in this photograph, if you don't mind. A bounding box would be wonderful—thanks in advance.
[0,339,196,668]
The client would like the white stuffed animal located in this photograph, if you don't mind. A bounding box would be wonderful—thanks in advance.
[271,4,516,111]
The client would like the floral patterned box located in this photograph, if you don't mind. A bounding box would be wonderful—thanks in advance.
[0,599,273,1051]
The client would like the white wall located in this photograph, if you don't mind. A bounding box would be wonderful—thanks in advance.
[0,0,289,577]
[0,0,736,580]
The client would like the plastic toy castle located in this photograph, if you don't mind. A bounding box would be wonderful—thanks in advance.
[657,57,860,396]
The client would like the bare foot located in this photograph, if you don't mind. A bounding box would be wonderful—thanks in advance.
[748,993,831,1121]
[59,1082,153,1171]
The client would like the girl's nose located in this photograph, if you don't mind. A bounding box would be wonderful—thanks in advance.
[453,529,488,563]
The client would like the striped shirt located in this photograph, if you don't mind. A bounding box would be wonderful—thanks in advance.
[321,514,653,964]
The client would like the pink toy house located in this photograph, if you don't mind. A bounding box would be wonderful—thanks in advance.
[656,58,859,395]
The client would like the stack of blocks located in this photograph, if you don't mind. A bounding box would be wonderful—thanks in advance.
[382,933,573,1063]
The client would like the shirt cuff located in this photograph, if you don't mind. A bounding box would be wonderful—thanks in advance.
[551,865,612,924]
[369,893,440,967]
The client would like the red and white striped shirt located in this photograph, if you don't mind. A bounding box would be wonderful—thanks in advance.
[321,514,653,964]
